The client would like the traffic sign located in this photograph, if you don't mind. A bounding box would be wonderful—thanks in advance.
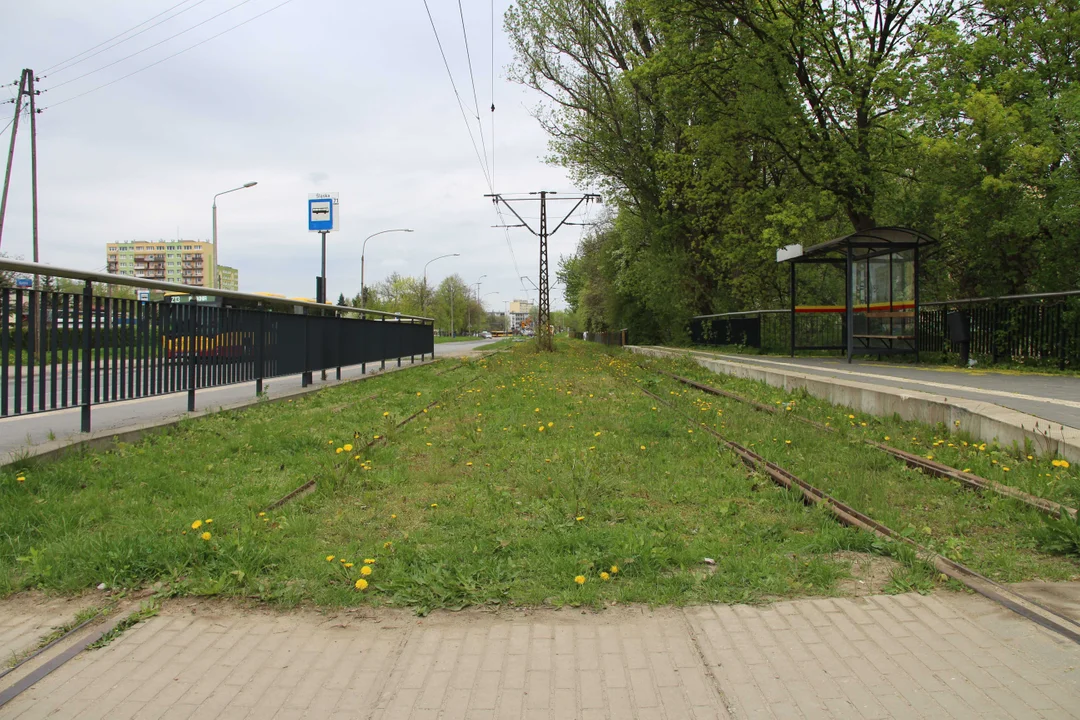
[137,290,150,302]
[15,278,31,289]
[308,192,339,232]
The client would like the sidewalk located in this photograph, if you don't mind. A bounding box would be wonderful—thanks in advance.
[2,587,1078,719]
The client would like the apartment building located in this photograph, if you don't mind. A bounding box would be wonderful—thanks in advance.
[106,240,216,288]
[217,265,239,291]
[509,299,536,332]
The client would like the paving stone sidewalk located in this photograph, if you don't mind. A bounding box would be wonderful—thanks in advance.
[2,589,1079,720]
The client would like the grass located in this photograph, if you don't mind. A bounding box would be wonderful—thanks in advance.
[1,341,1076,614]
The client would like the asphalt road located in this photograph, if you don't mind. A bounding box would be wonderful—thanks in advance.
[0,340,501,460]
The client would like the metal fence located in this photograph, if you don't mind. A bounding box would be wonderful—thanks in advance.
[570,329,627,347]
[1,260,433,432]
[690,290,1080,368]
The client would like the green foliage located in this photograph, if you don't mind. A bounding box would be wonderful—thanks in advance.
[508,0,1080,342]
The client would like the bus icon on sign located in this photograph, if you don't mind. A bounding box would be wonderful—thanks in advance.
[308,197,335,232]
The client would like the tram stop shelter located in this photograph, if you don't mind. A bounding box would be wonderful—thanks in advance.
[776,227,936,362]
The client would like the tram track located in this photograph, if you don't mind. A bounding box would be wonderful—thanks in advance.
[636,382,1080,644]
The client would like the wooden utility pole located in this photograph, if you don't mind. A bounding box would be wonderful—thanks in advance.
[0,69,30,250]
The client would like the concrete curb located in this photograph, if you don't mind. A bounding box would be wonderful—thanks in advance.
[1,359,439,469]
[629,346,1080,463]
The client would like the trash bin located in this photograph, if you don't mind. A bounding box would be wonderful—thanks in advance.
[947,311,971,365]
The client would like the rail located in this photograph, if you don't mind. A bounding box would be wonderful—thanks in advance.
[2,261,435,432]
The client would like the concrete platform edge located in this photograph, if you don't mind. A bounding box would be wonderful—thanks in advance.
[1,358,439,470]
[629,345,1080,464]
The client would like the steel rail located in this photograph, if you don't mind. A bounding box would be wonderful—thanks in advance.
[638,384,1080,645]
[650,364,1078,521]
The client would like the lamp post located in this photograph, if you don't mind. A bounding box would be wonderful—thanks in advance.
[360,228,413,307]
[471,275,486,334]
[212,181,257,288]
[423,253,459,313]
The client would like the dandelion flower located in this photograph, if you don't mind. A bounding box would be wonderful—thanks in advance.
[416,392,422,396]
[600,572,610,581]
[344,562,354,568]
[374,435,381,439]
[538,426,545,432]
[1027,455,1033,460]
[326,555,335,562]
[344,444,353,452]
[884,436,890,441]
[383,412,390,417]
[640,445,646,450]
[610,565,619,574]
[383,541,393,549]
[547,421,554,427]
[575,516,585,521]
[355,578,368,591]
[365,558,376,564]
[391,514,397,519]
[1003,467,1010,472]
[201,531,212,541]
[594,432,601,437]
[426,442,432,446]
[191,520,203,530]
[574,575,586,585]
[16,476,25,483]
[466,462,473,467]
[535,408,540,413]
[785,440,792,445]
[431,503,438,508]
[360,565,373,577]
[258,512,266,517]
[336,448,344,454]
[963,468,971,473]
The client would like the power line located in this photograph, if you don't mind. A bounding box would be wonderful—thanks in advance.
[42,0,200,72]
[44,0,299,109]
[421,0,492,190]
[46,0,260,91]
[45,0,213,77]
[456,0,491,181]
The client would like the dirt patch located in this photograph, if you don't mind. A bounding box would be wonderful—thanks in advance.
[832,551,902,597]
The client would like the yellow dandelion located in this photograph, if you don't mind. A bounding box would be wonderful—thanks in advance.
[574,575,586,585]
[785,440,791,445]
[610,565,619,574]
[534,408,540,412]
[373,435,381,439]
[538,426,545,432]
[205,519,213,524]
[431,503,438,508]
[575,516,585,521]
[848,415,855,419]
[365,558,376,564]
[258,512,266,517]
[344,444,353,452]
[1027,455,1033,460]
[383,541,393,549]
[588,446,596,450]
[963,468,971,473]
[600,572,610,581]
[547,421,554,427]
[416,392,422,396]
[336,448,344,454]
[344,562,354,568]
[1003,467,1010,472]
[326,555,335,562]
[383,411,390,417]
[16,476,25,483]
[360,565,373,576]
[884,436,890,441]
[466,462,473,467]
[355,578,368,591]
[640,445,646,451]
[191,520,203,530]
[391,514,397,519]
[201,531,211,541]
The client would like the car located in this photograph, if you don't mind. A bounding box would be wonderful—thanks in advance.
[480,331,493,339]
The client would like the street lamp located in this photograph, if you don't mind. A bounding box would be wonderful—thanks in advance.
[361,228,414,306]
[422,253,459,312]
[471,274,486,334]
[212,181,257,288]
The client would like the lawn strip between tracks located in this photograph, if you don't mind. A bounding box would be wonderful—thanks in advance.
[654,368,1078,521]
[637,383,1080,645]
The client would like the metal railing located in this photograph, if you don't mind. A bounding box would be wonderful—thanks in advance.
[1,259,434,432]
[690,289,1080,367]
[570,329,627,347]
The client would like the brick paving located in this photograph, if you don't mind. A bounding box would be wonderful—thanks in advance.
[0,596,95,665]
[2,589,1079,719]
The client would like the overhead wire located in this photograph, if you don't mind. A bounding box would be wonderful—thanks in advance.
[45,0,260,91]
[44,0,213,77]
[43,0,299,109]
[456,0,491,182]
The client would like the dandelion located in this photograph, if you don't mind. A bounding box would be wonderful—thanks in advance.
[344,444,353,452]
[383,541,393,549]
[640,445,646,450]
[201,531,212,541]
[600,572,610,581]
[326,555,335,562]
[610,565,619,574]
[1003,467,1010,472]
[417,392,422,396]
[884,436,890,441]
[16,476,25,483]
[574,575,586,585]
[374,435,381,439]
[538,426,545,432]
[191,520,203,530]
[785,440,792,445]
[576,516,585,522]
[355,578,368,591]
[258,512,266,517]
[336,448,344,454]
[1027,455,1033,460]
[391,514,397,519]
[547,421,554,427]
[205,519,213,524]
[365,558,376,564]
[535,408,540,413]
[594,432,601,437]
[466,462,473,467]
[431,503,438,508]
[963,468,971,473]
[344,562,354,568]
[361,565,373,577]
[383,412,390,417]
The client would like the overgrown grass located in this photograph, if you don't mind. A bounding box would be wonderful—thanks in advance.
[3,342,1075,614]
[630,349,1080,576]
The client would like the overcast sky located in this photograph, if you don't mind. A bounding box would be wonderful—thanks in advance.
[0,0,599,309]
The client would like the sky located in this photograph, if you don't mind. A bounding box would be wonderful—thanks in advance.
[0,0,600,311]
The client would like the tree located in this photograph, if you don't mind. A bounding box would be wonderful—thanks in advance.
[337,292,347,306]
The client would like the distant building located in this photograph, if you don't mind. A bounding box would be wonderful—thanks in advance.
[106,240,216,288]
[509,299,535,332]
[217,265,239,291]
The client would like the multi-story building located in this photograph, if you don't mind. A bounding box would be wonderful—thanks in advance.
[217,265,239,291]
[106,240,216,288]
[509,299,536,332]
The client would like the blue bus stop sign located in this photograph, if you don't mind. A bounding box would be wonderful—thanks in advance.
[308,197,334,232]
[15,278,32,289]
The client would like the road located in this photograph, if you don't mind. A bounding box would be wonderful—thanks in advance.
[678,349,1080,429]
[0,340,501,460]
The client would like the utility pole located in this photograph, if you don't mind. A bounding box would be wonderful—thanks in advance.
[28,70,39,286]
[0,69,31,250]
[487,191,599,351]
[450,282,455,337]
